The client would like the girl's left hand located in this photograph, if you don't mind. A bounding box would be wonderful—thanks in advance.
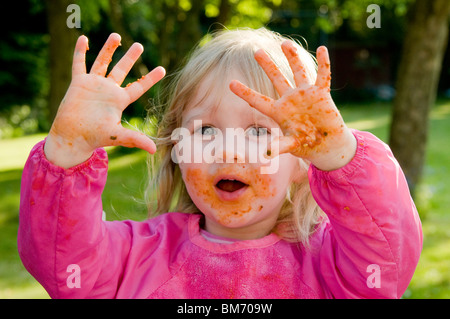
[230,41,356,171]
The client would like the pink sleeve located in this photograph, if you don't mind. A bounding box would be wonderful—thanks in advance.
[18,140,132,298]
[308,130,422,298]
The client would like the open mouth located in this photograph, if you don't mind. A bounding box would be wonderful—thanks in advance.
[213,173,250,201]
[215,179,248,193]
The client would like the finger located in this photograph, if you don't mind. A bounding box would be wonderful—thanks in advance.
[125,66,166,104]
[107,42,144,86]
[90,33,122,76]
[281,40,309,87]
[254,49,292,96]
[229,80,276,119]
[315,46,331,89]
[113,127,157,154]
[265,136,298,159]
[72,35,89,77]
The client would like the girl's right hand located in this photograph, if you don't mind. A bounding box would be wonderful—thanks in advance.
[44,33,165,168]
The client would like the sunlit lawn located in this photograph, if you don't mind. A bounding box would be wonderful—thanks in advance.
[0,99,449,298]
[0,137,150,299]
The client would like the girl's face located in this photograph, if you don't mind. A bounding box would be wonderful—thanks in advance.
[174,69,303,240]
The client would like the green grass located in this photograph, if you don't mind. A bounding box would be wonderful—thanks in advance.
[0,138,150,299]
[0,99,449,298]
[340,99,450,299]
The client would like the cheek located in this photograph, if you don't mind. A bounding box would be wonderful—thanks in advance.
[183,166,276,226]
[182,165,215,205]
[278,154,305,184]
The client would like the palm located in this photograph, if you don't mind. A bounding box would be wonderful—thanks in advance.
[53,74,129,148]
[50,33,165,154]
[272,84,344,158]
[230,41,348,162]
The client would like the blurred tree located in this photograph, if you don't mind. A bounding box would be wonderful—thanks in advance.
[0,0,49,135]
[45,0,111,124]
[36,0,284,125]
[119,0,280,73]
[389,0,450,195]
[109,0,149,78]
[6,0,441,142]
[106,0,282,118]
[45,0,80,124]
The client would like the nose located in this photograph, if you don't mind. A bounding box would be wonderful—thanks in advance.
[219,149,244,163]
[216,128,246,163]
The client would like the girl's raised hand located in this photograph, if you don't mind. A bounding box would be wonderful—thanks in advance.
[230,41,356,171]
[44,33,165,168]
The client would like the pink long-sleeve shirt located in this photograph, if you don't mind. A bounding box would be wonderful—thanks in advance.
[18,130,422,298]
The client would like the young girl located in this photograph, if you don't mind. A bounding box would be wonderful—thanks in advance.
[18,28,422,299]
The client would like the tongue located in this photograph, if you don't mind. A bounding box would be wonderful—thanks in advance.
[216,180,247,192]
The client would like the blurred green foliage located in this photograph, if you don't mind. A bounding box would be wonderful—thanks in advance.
[1,0,423,139]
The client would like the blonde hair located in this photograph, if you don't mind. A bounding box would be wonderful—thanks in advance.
[145,27,324,246]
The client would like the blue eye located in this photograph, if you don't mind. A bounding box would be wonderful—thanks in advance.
[197,126,217,136]
[247,127,268,137]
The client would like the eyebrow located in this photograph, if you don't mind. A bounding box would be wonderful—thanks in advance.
[183,102,280,128]
[184,92,232,126]
[182,105,215,127]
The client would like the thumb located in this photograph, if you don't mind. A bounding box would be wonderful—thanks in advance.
[265,136,297,159]
[113,127,157,154]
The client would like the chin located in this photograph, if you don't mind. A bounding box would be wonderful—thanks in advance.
[207,205,274,230]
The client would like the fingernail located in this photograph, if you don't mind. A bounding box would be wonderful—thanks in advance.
[264,149,274,160]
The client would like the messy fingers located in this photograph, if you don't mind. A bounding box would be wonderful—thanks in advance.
[265,136,298,159]
[125,66,166,104]
[72,35,89,77]
[229,80,275,119]
[254,49,292,96]
[315,46,331,89]
[108,42,144,86]
[90,33,122,77]
[281,40,310,87]
[112,127,157,154]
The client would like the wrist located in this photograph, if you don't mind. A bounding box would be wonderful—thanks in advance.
[310,128,357,171]
[44,131,95,169]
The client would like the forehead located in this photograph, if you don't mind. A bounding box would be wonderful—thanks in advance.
[181,68,268,124]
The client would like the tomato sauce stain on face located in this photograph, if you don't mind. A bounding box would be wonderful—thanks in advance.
[185,167,275,225]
